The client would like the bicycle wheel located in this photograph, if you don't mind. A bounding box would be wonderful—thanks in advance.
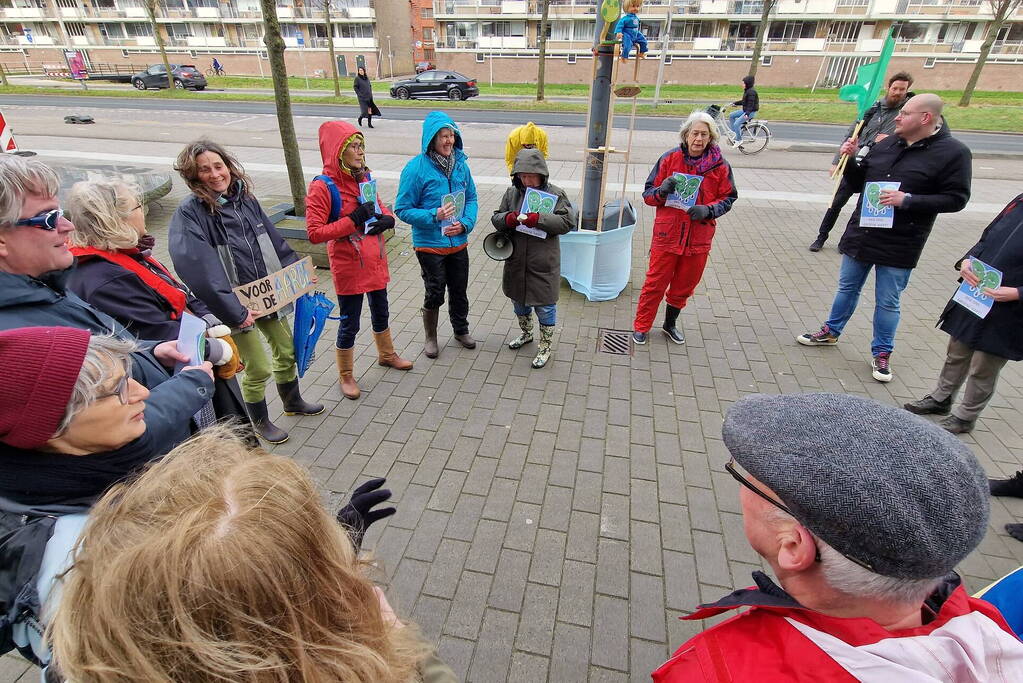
[205,68,214,76]
[739,122,771,155]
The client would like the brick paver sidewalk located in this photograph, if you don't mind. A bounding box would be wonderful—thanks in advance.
[2,124,1021,682]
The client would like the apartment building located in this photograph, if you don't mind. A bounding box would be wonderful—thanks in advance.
[436,0,1023,88]
[1,0,1021,87]
[0,0,404,78]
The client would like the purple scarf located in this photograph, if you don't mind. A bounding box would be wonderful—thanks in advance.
[683,143,723,175]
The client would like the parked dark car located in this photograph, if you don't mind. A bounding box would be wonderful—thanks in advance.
[390,70,478,101]
[131,64,207,91]
[414,61,436,74]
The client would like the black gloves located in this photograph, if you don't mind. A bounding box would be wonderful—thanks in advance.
[365,214,395,236]
[347,201,376,227]
[336,477,396,551]
[657,176,677,198]
[688,205,712,221]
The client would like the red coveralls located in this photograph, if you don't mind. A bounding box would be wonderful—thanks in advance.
[633,145,737,333]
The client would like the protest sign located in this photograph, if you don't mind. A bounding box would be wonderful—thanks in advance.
[665,173,702,211]
[516,187,559,239]
[440,191,465,229]
[952,258,1002,319]
[359,179,382,228]
[233,257,316,318]
[860,181,900,228]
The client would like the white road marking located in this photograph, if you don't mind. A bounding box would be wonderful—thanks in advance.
[225,115,264,126]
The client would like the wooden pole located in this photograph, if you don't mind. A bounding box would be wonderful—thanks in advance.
[829,118,865,204]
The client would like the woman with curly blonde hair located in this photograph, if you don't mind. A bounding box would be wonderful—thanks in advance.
[47,426,456,683]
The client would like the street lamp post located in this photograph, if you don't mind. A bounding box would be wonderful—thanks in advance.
[653,0,675,107]
[386,34,393,77]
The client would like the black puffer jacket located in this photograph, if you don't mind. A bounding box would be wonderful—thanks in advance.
[938,194,1023,360]
[838,126,972,269]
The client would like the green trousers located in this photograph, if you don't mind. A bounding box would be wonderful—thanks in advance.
[231,315,298,403]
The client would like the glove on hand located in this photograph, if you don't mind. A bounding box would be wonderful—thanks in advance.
[657,176,677,198]
[688,205,712,221]
[504,211,520,228]
[347,201,376,228]
[336,477,397,551]
[523,212,541,228]
[365,214,395,236]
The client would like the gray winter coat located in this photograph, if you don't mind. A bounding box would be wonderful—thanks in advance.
[353,74,381,117]
[168,185,298,328]
[490,149,576,306]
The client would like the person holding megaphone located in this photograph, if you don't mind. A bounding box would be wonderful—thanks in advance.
[490,148,576,369]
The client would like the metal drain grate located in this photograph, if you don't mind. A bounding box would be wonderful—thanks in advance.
[597,329,634,356]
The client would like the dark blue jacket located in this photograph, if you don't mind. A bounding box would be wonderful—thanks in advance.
[68,251,216,341]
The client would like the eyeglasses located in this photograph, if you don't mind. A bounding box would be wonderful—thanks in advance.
[725,459,875,571]
[347,143,366,152]
[96,369,132,405]
[15,208,65,231]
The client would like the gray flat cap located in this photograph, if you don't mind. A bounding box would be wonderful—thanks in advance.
[722,392,989,580]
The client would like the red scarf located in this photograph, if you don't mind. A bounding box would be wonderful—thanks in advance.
[71,246,187,320]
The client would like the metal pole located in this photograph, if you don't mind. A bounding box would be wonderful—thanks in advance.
[580,10,617,231]
[302,40,309,90]
[653,0,674,107]
[386,35,392,77]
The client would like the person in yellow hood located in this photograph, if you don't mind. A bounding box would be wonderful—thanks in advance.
[505,122,550,173]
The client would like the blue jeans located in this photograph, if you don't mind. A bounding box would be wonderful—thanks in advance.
[729,110,754,139]
[513,301,556,326]
[824,255,913,356]
[336,288,389,349]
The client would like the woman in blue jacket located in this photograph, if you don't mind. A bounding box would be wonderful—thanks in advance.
[395,111,479,359]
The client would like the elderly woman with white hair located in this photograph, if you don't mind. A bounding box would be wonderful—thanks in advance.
[633,110,738,346]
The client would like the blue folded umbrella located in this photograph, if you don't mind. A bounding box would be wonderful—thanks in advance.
[293,292,336,378]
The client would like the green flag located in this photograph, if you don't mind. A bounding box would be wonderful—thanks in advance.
[838,27,896,120]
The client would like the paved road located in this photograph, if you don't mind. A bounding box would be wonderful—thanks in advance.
[3,93,1021,153]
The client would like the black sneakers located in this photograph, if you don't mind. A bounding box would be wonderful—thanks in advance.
[632,331,647,345]
[808,237,826,252]
[662,325,685,345]
[903,395,952,416]
[990,471,1023,499]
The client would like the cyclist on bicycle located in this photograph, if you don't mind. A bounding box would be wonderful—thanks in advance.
[729,75,759,147]
[211,58,224,76]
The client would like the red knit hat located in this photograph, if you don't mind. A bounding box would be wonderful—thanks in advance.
[0,326,92,450]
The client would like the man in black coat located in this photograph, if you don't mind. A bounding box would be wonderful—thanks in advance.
[810,71,914,252]
[797,94,972,384]
[904,193,1023,435]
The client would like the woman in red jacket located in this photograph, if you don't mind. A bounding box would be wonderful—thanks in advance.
[306,121,412,400]
[633,111,738,346]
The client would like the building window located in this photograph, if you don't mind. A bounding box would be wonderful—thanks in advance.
[65,22,87,37]
[768,21,817,42]
[891,21,929,43]
[761,54,772,66]
[421,8,433,18]
[671,21,714,41]
[127,22,152,37]
[567,53,576,64]
[423,27,433,40]
[475,52,484,62]
[924,57,936,68]
[826,21,859,43]
[424,47,435,59]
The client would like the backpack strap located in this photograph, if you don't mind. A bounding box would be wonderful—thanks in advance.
[313,174,342,224]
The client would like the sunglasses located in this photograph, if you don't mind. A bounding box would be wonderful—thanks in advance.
[725,459,876,572]
[96,369,132,405]
[15,208,65,231]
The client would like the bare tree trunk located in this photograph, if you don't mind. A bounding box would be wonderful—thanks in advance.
[959,0,1018,107]
[145,0,175,89]
[324,0,341,97]
[536,0,549,101]
[259,0,307,215]
[747,0,775,79]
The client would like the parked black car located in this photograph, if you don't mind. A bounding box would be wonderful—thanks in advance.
[390,70,478,101]
[414,61,436,74]
[131,64,207,91]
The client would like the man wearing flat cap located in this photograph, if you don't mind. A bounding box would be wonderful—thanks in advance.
[653,392,1023,682]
